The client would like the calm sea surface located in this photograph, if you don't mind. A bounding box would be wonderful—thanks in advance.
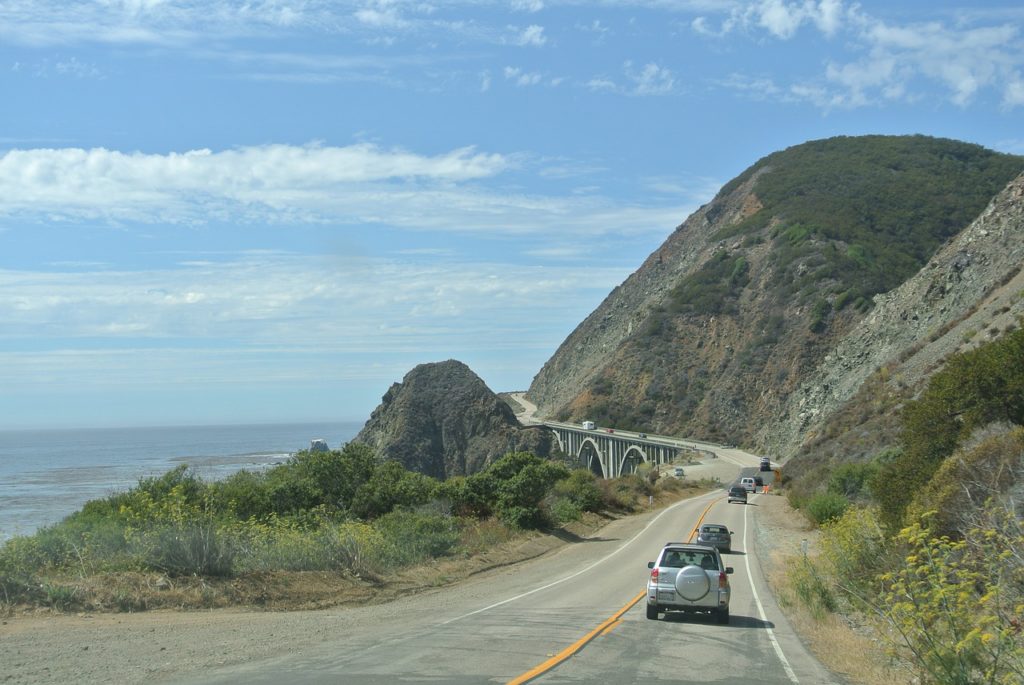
[0,421,361,540]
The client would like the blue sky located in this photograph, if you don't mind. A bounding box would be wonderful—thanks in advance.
[2,0,1022,430]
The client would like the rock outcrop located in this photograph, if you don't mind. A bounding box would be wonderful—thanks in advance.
[355,360,552,479]
[777,171,1024,460]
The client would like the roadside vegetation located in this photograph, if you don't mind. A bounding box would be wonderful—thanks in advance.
[0,449,701,613]
[782,326,1024,684]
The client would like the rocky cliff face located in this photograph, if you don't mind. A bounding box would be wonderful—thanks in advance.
[526,169,769,426]
[779,171,1024,466]
[527,135,1023,456]
[355,360,552,479]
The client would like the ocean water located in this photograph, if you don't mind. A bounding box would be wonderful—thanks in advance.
[0,421,361,541]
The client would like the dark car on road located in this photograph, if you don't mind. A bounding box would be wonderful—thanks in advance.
[696,524,733,553]
[727,486,747,504]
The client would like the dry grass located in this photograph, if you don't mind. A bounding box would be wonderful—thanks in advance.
[780,604,905,685]
[757,494,907,685]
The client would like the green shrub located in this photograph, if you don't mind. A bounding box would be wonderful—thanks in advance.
[805,492,849,526]
[826,461,879,500]
[41,583,79,610]
[819,506,890,595]
[234,519,386,576]
[484,452,570,529]
[548,498,582,524]
[139,521,235,577]
[599,474,648,511]
[553,470,604,512]
[350,461,438,519]
[371,510,459,565]
[669,250,750,315]
[906,425,1024,539]
[878,514,1024,685]
[436,474,499,519]
[789,559,837,618]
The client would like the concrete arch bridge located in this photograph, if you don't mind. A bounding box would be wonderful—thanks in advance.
[543,422,689,479]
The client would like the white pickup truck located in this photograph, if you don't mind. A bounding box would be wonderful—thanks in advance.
[581,420,596,430]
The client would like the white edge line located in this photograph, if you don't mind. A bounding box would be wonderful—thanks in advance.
[440,491,719,625]
[743,497,800,684]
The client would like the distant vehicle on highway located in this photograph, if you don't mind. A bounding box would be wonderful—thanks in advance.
[739,477,756,493]
[696,524,733,553]
[673,466,685,477]
[638,433,647,438]
[646,543,733,623]
[759,457,772,472]
[754,476,764,487]
[606,428,614,433]
[581,420,596,430]
[727,486,747,504]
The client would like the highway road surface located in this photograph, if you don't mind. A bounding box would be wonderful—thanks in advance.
[174,489,837,684]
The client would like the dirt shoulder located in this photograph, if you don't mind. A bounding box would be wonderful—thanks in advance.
[752,493,901,685]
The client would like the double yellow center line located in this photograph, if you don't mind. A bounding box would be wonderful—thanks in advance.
[506,496,722,684]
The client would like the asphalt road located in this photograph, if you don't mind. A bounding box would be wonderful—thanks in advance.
[174,490,837,685]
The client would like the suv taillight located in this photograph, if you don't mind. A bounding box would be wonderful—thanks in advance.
[719,571,727,589]
[650,568,659,583]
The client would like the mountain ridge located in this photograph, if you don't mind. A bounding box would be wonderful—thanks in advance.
[526,135,1024,460]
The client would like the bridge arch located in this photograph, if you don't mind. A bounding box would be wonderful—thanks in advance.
[579,438,605,478]
[619,445,648,475]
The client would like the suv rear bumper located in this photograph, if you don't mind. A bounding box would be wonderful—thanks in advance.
[647,586,729,611]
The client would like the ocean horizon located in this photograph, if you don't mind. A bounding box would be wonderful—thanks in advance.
[0,420,363,541]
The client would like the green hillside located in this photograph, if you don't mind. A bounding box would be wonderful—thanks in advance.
[706,135,1023,313]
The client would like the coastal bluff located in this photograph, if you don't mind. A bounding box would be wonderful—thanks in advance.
[354,360,552,480]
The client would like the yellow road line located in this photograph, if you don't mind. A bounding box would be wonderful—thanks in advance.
[599,619,623,637]
[506,591,645,685]
[687,497,720,542]
[506,495,726,684]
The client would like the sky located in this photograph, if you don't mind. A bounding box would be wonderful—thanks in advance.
[1,0,1023,430]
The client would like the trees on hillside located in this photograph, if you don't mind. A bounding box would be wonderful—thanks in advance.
[871,327,1024,531]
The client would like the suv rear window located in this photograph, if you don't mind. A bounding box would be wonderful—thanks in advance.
[661,550,719,570]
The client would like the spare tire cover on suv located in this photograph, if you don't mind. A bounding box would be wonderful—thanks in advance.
[674,565,711,601]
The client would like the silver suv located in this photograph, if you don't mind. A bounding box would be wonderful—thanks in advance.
[646,543,733,623]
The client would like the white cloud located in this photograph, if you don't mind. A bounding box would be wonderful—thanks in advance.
[513,24,547,46]
[753,0,848,39]
[628,61,674,95]
[354,0,410,30]
[755,0,804,39]
[717,73,783,99]
[504,66,542,86]
[705,1,1024,109]
[577,19,610,43]
[0,254,633,390]
[0,142,692,237]
[591,62,675,96]
[1005,79,1024,108]
[512,0,544,13]
[54,57,103,78]
[0,143,509,223]
[586,77,617,92]
[9,56,104,79]
[693,0,847,40]
[691,16,717,37]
